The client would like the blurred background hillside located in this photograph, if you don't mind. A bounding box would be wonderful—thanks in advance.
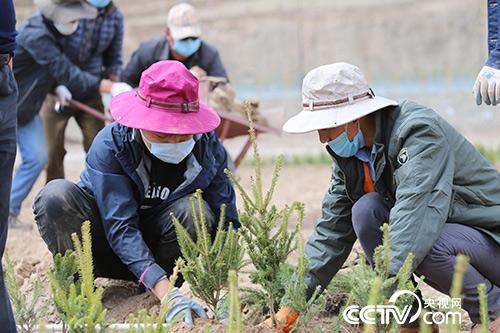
[13,0,499,155]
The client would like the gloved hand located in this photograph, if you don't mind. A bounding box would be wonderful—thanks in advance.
[55,85,72,106]
[473,65,500,105]
[110,82,133,97]
[259,306,299,333]
[163,288,208,325]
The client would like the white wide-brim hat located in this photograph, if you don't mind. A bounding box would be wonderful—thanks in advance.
[35,0,97,24]
[283,62,398,134]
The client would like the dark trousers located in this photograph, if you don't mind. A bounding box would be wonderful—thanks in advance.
[352,192,500,323]
[40,94,105,183]
[33,179,215,286]
[0,64,19,332]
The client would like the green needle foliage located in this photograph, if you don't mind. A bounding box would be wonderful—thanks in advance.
[225,104,304,326]
[447,254,469,333]
[126,260,181,333]
[280,234,325,332]
[363,277,382,333]
[173,189,244,317]
[49,221,109,333]
[3,252,47,333]
[226,270,243,333]
[478,283,489,333]
[326,223,419,332]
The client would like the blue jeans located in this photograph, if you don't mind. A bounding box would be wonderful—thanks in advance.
[10,114,48,216]
[0,63,19,332]
[352,192,500,324]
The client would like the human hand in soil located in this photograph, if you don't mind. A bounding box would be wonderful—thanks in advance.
[163,287,209,325]
[259,306,299,332]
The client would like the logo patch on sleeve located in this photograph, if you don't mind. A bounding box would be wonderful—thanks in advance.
[397,148,409,165]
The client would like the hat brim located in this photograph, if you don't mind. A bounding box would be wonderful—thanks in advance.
[169,25,201,40]
[110,91,221,135]
[283,96,398,134]
[35,0,97,23]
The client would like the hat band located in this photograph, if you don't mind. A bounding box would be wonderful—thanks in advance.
[303,89,375,111]
[136,91,199,113]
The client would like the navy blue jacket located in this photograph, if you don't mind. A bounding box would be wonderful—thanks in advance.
[79,123,239,289]
[488,0,500,69]
[0,0,17,55]
[13,15,101,124]
[122,37,228,87]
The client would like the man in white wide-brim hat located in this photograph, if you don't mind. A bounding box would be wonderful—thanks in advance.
[264,63,500,333]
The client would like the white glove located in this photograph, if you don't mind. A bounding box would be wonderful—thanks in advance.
[473,65,500,106]
[111,82,133,97]
[55,85,72,106]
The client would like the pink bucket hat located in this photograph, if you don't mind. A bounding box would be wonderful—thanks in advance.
[110,60,220,135]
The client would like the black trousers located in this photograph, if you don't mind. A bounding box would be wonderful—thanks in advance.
[0,63,18,332]
[33,179,215,286]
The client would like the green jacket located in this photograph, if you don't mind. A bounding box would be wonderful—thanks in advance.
[305,100,500,296]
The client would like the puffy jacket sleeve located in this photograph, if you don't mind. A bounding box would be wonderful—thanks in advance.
[389,120,454,275]
[22,29,100,97]
[202,136,239,229]
[305,164,356,299]
[85,133,166,289]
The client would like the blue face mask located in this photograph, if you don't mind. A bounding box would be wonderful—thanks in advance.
[142,134,195,164]
[174,38,201,58]
[327,124,365,158]
[88,0,111,8]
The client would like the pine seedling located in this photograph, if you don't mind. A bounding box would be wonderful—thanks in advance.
[446,255,469,333]
[3,253,47,333]
[328,223,418,332]
[363,277,382,333]
[224,103,304,326]
[126,260,181,333]
[280,234,325,332]
[49,221,109,333]
[478,283,489,333]
[226,270,243,333]
[173,189,244,318]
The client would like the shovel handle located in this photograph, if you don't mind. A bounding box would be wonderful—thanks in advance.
[68,99,113,123]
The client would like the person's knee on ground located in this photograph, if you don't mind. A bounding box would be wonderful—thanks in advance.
[351,192,389,264]
[34,179,85,255]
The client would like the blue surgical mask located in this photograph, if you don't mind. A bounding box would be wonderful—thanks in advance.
[142,134,195,164]
[174,38,201,58]
[327,124,365,158]
[88,0,111,8]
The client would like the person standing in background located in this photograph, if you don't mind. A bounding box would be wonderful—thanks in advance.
[9,0,131,229]
[0,0,20,330]
[41,0,125,183]
[122,2,228,87]
[473,0,500,106]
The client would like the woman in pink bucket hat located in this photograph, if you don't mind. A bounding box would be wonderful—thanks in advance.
[33,60,239,325]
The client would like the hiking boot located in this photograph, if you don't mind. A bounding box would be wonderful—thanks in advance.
[400,324,439,333]
[471,316,500,333]
[8,214,33,230]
